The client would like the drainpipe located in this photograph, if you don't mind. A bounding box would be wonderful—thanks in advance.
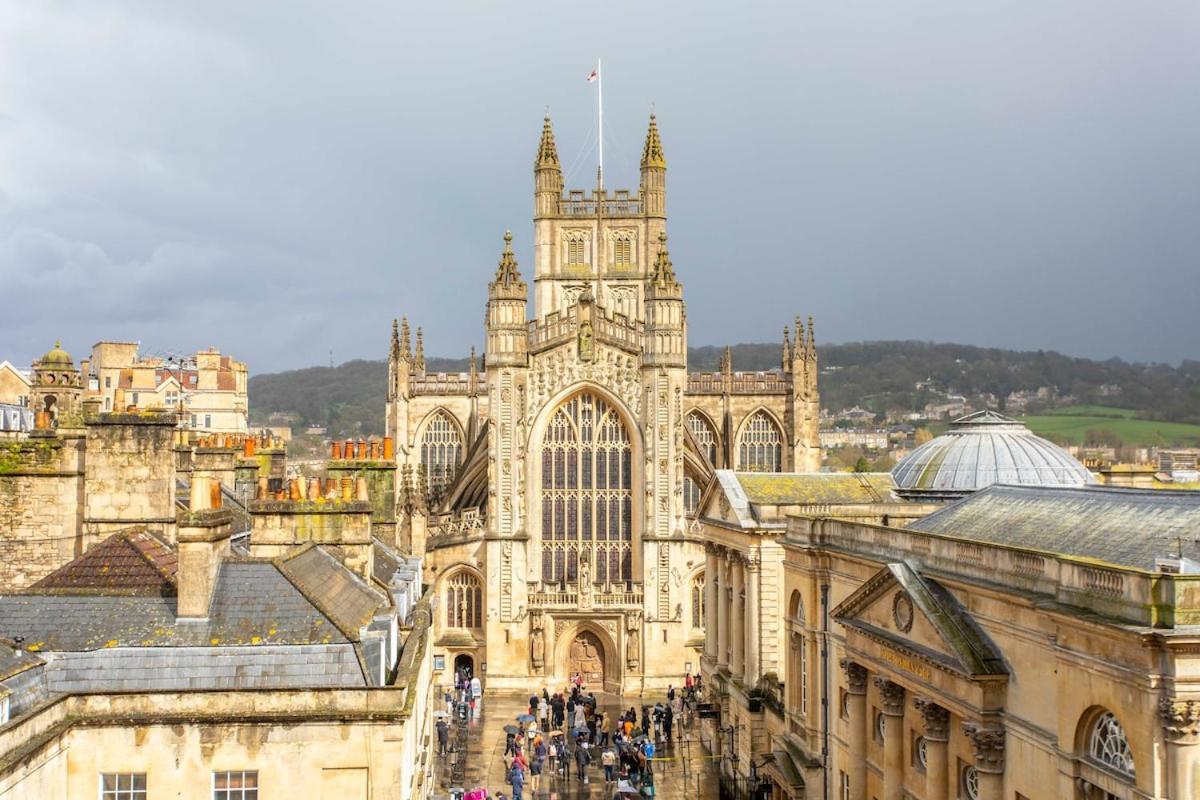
[821,580,831,800]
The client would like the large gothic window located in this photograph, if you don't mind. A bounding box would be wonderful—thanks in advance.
[540,392,633,586]
[445,570,482,629]
[687,411,719,466]
[738,410,783,472]
[421,410,463,496]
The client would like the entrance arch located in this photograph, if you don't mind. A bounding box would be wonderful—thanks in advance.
[553,622,620,693]
[453,653,475,682]
[567,630,606,686]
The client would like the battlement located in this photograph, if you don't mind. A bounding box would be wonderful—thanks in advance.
[687,370,791,395]
[558,188,642,217]
[527,305,644,355]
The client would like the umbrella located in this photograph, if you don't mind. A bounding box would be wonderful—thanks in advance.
[433,711,448,719]
[504,725,520,735]
[549,730,565,738]
[516,714,535,723]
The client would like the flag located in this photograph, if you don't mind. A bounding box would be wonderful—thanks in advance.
[586,69,598,83]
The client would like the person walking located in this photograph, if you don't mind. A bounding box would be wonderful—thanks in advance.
[436,718,449,755]
[574,737,592,782]
[601,746,617,783]
[509,760,526,800]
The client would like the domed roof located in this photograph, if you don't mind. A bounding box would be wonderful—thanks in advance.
[38,340,73,367]
[892,410,1095,499]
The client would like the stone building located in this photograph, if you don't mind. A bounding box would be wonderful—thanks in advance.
[699,481,1200,800]
[385,115,821,693]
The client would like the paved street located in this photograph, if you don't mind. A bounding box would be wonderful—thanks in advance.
[434,691,722,799]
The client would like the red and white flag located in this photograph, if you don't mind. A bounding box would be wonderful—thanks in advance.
[586,69,598,83]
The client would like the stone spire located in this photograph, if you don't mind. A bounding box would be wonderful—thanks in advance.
[414,327,425,372]
[390,319,400,361]
[641,113,666,169]
[399,317,412,362]
[782,326,792,372]
[646,231,681,295]
[468,346,478,392]
[721,345,733,377]
[806,316,816,360]
[535,114,560,169]
[490,230,527,298]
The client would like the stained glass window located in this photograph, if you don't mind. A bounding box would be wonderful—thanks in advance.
[446,571,482,629]
[687,411,719,465]
[683,476,701,515]
[541,392,633,585]
[421,410,464,496]
[738,410,783,472]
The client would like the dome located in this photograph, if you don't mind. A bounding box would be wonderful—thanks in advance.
[892,410,1095,499]
[38,340,73,367]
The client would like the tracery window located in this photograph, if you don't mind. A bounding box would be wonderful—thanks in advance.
[564,231,588,267]
[421,410,463,496]
[738,410,782,472]
[687,411,719,466]
[690,572,705,630]
[445,571,482,629]
[613,236,632,266]
[1088,711,1135,778]
[540,392,633,586]
[961,765,979,800]
[683,475,701,515]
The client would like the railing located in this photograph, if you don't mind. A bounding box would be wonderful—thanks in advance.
[428,508,486,539]
[411,373,472,396]
[686,371,790,395]
[528,583,644,608]
[528,310,577,351]
[558,197,641,217]
[594,314,643,352]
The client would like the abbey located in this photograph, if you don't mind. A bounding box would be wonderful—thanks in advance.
[386,114,821,693]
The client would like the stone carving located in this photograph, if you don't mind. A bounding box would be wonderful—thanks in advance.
[626,611,642,669]
[530,611,545,670]
[1160,697,1200,740]
[579,551,593,609]
[840,659,868,694]
[914,697,950,741]
[578,320,595,362]
[961,722,1006,772]
[874,676,906,716]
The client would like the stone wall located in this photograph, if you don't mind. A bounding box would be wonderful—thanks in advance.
[248,500,373,580]
[327,460,396,546]
[0,432,85,589]
[83,412,177,544]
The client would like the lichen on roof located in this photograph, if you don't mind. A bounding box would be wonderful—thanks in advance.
[735,472,897,505]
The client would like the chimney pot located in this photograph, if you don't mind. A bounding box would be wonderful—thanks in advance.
[356,476,369,502]
[209,480,222,510]
[383,436,394,460]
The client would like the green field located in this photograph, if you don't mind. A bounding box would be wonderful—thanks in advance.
[1019,409,1200,447]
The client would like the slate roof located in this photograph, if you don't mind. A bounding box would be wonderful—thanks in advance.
[0,560,348,652]
[277,546,386,640]
[709,470,899,528]
[28,529,177,596]
[372,537,403,587]
[907,484,1200,570]
[0,639,44,682]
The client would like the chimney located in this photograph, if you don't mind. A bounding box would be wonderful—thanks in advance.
[177,505,233,619]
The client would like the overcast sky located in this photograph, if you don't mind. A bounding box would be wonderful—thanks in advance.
[2,1,1198,373]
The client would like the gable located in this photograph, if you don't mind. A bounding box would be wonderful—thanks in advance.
[832,561,1007,680]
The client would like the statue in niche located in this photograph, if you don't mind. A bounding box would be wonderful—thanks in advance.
[626,611,642,669]
[530,613,545,670]
[579,552,593,609]
[578,320,595,362]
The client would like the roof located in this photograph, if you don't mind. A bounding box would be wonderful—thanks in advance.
[0,560,350,651]
[709,470,899,528]
[372,538,403,587]
[37,341,73,367]
[0,639,44,682]
[28,530,177,596]
[907,484,1200,570]
[276,546,386,640]
[892,410,1094,498]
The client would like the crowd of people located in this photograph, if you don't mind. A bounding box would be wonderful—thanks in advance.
[450,672,705,800]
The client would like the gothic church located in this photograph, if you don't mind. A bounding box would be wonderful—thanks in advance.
[386,114,820,693]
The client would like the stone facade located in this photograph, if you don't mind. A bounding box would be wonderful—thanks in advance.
[384,116,820,694]
[83,411,178,544]
[0,433,85,589]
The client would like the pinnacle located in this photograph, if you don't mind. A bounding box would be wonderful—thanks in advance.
[641,112,666,169]
[490,229,526,294]
[535,114,560,169]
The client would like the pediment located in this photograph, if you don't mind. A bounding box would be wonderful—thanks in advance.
[832,561,1007,680]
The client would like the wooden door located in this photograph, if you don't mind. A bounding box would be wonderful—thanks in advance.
[567,630,605,686]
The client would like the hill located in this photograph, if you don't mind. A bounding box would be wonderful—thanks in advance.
[249,342,1200,440]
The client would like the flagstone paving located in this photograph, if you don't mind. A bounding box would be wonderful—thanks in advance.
[434,691,722,799]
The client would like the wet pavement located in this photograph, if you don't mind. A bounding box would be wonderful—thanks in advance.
[433,690,722,799]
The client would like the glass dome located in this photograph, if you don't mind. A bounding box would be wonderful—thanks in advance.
[892,410,1095,500]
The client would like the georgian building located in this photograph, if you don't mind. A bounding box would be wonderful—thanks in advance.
[384,115,822,693]
[700,479,1200,800]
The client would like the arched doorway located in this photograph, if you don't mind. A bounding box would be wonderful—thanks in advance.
[567,630,606,686]
[453,653,475,683]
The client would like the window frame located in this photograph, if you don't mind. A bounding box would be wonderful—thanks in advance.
[99,772,148,800]
[212,769,259,800]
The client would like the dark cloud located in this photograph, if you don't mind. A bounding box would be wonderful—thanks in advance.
[2,0,1197,371]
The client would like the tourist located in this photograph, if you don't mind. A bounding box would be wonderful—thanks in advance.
[537,695,548,726]
[574,736,592,781]
[662,704,674,741]
[436,717,449,755]
[509,760,525,800]
[601,746,617,783]
[531,737,547,792]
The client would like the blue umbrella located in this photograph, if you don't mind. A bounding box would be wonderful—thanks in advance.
[516,714,535,723]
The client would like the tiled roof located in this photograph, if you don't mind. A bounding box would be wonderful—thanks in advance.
[277,546,385,640]
[907,484,1200,570]
[28,530,177,596]
[372,538,403,587]
[0,639,44,682]
[734,472,897,505]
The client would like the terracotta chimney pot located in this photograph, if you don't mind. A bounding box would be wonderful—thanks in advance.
[341,476,353,502]
[210,480,222,509]
[383,436,394,460]
[356,476,369,502]
[257,477,269,500]
[331,441,342,460]
[309,477,322,499]
[190,476,209,512]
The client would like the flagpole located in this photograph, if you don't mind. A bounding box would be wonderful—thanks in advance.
[597,57,603,191]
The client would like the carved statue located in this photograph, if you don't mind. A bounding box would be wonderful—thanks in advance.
[626,615,641,669]
[530,613,545,670]
[578,320,594,362]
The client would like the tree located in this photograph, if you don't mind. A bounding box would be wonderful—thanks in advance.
[853,456,871,473]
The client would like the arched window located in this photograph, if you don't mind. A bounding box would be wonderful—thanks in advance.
[1088,710,1135,778]
[738,411,782,472]
[691,572,706,630]
[421,410,463,496]
[445,571,482,629]
[788,590,807,717]
[540,392,633,586]
[683,475,701,515]
[687,411,719,466]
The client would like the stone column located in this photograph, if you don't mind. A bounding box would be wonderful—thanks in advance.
[1161,698,1200,800]
[841,660,868,800]
[744,553,760,682]
[704,545,719,663]
[716,551,730,670]
[730,556,745,677]
[915,697,950,800]
[962,722,1005,800]
[874,677,906,800]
